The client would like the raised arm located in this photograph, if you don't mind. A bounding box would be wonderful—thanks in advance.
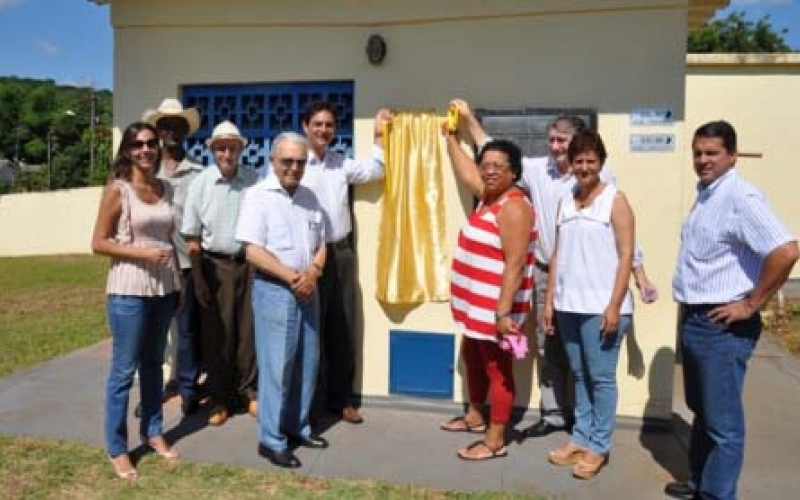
[443,122,484,197]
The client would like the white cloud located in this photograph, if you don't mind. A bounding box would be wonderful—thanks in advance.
[731,0,791,6]
[33,40,60,56]
[0,0,23,11]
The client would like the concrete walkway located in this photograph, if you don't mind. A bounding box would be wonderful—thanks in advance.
[2,336,799,498]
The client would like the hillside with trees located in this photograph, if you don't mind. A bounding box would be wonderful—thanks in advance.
[0,77,112,193]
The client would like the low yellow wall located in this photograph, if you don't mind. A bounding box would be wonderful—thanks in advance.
[0,187,102,256]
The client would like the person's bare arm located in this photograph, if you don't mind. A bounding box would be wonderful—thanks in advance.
[604,191,635,334]
[709,241,799,325]
[495,196,533,337]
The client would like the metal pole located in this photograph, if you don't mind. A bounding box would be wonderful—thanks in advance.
[90,91,96,176]
[47,129,52,191]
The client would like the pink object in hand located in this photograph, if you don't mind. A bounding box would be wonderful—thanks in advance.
[500,334,528,359]
[641,286,659,304]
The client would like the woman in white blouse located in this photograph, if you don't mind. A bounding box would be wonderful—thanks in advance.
[542,129,635,479]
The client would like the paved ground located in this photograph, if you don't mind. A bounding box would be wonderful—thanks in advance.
[2,335,800,498]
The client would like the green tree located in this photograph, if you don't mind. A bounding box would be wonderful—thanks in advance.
[689,12,791,52]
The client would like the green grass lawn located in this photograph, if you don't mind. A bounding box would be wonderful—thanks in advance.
[0,255,536,499]
[0,254,108,377]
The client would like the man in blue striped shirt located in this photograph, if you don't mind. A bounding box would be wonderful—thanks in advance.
[667,121,798,500]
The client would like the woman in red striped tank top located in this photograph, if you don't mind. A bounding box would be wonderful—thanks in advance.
[441,134,537,461]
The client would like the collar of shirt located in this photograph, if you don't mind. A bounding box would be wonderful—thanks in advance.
[696,167,736,200]
[546,156,572,181]
[308,148,334,166]
[210,164,250,185]
[263,171,297,197]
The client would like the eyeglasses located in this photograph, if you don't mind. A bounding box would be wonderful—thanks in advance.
[278,158,308,169]
[131,139,159,150]
[213,144,241,153]
[478,162,511,173]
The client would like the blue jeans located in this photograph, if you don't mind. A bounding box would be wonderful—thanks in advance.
[680,307,760,500]
[175,270,200,401]
[557,311,630,455]
[252,276,320,453]
[105,293,177,457]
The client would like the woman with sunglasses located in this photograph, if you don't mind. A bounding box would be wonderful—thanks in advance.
[91,122,181,480]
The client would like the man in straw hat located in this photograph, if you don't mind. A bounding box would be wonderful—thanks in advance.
[141,98,206,416]
[182,120,259,426]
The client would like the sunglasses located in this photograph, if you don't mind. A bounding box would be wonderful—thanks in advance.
[130,139,160,150]
[278,158,308,169]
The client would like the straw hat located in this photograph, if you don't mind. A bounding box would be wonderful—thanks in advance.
[206,120,249,148]
[145,98,201,137]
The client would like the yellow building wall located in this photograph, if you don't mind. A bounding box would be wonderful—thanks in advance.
[686,54,800,279]
[0,187,102,256]
[98,0,699,417]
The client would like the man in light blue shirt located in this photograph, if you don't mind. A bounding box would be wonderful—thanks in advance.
[667,120,798,500]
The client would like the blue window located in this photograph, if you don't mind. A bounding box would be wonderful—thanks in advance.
[181,81,354,173]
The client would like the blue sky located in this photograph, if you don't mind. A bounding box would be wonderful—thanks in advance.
[0,0,798,91]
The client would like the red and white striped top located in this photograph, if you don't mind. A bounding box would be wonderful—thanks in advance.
[451,190,536,342]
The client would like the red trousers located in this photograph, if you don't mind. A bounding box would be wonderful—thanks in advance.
[462,336,515,424]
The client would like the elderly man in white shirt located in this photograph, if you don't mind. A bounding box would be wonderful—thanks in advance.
[237,132,327,469]
[300,100,391,425]
[449,100,656,439]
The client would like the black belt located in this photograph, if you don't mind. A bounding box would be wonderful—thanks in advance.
[682,303,725,314]
[534,260,549,273]
[327,238,351,252]
[203,250,245,263]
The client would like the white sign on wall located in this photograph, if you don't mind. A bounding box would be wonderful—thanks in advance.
[630,108,674,126]
[630,133,675,152]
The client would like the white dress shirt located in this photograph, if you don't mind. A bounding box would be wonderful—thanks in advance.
[300,146,384,243]
[672,168,794,304]
[236,174,325,272]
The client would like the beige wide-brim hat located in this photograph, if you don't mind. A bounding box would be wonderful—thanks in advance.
[205,120,249,148]
[144,98,201,137]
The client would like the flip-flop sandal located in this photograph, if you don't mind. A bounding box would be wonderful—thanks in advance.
[457,440,508,461]
[440,415,487,433]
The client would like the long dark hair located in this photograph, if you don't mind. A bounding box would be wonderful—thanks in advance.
[111,122,162,180]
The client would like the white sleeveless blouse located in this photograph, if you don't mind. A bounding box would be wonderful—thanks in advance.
[553,184,633,315]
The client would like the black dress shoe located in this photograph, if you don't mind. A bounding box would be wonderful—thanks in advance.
[523,419,567,438]
[292,434,329,449]
[664,480,697,499]
[258,443,301,468]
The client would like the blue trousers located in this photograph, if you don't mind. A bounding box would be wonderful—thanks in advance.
[680,306,760,500]
[252,276,320,453]
[105,293,177,458]
[557,311,630,455]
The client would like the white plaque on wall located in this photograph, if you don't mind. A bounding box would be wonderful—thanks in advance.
[630,108,674,126]
[630,133,675,152]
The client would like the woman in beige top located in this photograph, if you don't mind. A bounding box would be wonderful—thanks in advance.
[91,122,181,481]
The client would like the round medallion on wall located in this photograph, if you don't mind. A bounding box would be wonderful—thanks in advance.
[366,34,387,65]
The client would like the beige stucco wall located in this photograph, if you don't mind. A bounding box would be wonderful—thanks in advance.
[7,0,709,417]
[0,187,102,256]
[686,54,800,281]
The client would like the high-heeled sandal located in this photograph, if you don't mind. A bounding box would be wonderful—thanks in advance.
[547,442,587,466]
[142,435,180,462]
[108,454,139,481]
[572,452,607,479]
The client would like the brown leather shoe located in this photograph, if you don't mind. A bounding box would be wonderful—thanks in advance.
[248,400,258,417]
[208,405,229,426]
[341,406,364,424]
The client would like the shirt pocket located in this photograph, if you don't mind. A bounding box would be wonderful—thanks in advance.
[684,223,728,263]
[307,211,324,249]
[268,218,294,250]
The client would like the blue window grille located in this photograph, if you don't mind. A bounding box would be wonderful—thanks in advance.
[181,81,354,173]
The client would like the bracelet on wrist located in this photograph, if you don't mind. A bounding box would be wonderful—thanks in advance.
[495,311,512,321]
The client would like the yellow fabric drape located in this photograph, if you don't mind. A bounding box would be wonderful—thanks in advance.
[376,111,450,304]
